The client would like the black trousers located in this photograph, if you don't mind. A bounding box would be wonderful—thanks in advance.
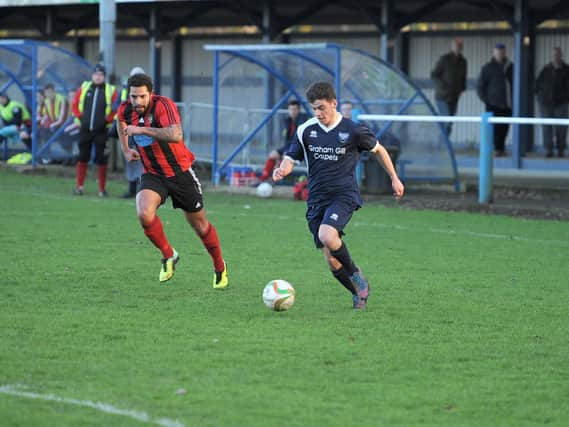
[486,106,511,152]
[78,129,108,165]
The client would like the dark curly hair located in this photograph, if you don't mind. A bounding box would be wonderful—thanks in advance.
[127,73,153,93]
[306,81,336,103]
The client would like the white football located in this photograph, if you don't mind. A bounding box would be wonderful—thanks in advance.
[256,182,273,198]
[262,280,295,311]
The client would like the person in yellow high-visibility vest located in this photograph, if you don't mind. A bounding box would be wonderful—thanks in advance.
[44,84,69,130]
[37,84,70,163]
[0,93,32,151]
[71,64,119,197]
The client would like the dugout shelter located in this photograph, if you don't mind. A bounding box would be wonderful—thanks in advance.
[205,43,460,191]
[0,39,93,166]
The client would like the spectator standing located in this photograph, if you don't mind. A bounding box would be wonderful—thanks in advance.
[477,43,513,157]
[71,64,119,196]
[535,47,569,158]
[431,37,467,136]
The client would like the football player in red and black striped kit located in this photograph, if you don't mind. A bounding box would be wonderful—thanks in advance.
[117,73,228,288]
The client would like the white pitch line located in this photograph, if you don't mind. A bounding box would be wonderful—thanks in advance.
[2,188,566,247]
[0,384,185,427]
[351,221,569,247]
[207,209,569,247]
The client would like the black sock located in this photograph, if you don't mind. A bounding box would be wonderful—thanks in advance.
[129,180,137,194]
[330,242,357,276]
[332,266,356,295]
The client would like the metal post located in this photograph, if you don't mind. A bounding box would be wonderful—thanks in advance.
[262,0,275,154]
[172,35,182,101]
[99,0,116,81]
[512,0,529,168]
[218,91,292,175]
[212,51,220,185]
[149,7,161,93]
[380,0,395,63]
[31,44,38,168]
[335,46,341,105]
[479,112,494,204]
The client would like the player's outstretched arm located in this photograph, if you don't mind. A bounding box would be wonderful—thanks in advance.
[370,143,404,200]
[118,119,140,161]
[273,157,294,182]
[125,124,183,143]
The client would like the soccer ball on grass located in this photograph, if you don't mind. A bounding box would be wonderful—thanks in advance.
[262,280,295,311]
[256,182,273,198]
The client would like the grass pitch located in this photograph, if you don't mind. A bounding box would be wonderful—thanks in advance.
[1,168,568,426]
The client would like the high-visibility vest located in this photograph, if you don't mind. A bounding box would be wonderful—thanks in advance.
[121,87,128,102]
[44,93,66,121]
[0,99,31,124]
[76,81,116,127]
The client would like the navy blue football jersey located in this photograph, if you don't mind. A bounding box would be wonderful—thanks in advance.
[284,115,378,205]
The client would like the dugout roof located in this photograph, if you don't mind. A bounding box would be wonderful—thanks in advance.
[0,1,567,38]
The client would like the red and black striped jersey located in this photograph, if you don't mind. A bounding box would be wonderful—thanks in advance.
[117,95,195,177]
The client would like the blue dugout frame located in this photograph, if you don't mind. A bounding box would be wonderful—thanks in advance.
[0,40,92,167]
[204,43,460,191]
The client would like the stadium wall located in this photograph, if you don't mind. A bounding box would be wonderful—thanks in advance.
[62,31,569,149]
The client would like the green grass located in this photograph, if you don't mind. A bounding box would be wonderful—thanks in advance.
[1,168,568,427]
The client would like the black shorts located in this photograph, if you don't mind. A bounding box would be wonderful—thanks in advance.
[306,199,359,248]
[140,169,203,212]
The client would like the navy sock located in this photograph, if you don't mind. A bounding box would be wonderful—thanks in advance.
[330,242,357,276]
[332,266,356,295]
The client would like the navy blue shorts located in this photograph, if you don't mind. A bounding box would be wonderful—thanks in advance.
[140,168,203,213]
[306,199,359,248]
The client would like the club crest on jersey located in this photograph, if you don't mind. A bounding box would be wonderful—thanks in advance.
[338,132,350,143]
[309,130,318,138]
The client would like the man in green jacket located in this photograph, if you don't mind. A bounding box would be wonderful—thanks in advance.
[431,38,467,136]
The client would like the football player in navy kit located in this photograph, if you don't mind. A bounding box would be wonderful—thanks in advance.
[273,82,404,309]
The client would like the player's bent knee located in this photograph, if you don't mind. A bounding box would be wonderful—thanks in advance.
[137,209,155,227]
[318,226,340,249]
[136,201,158,226]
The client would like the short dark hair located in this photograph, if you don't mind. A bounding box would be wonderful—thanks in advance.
[44,83,55,91]
[340,100,353,107]
[306,81,336,103]
[288,99,300,107]
[127,73,153,94]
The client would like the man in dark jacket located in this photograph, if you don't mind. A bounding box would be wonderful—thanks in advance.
[431,37,467,136]
[477,43,513,157]
[71,64,119,196]
[535,47,569,158]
